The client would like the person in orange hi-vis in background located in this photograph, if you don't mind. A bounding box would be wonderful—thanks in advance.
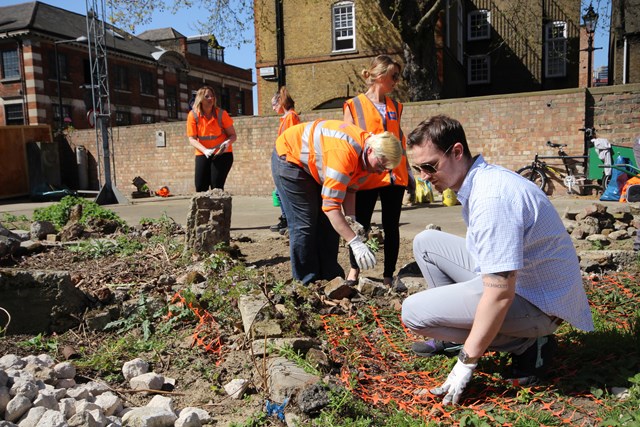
[270,86,301,234]
[343,55,414,288]
[187,85,237,191]
[272,120,403,285]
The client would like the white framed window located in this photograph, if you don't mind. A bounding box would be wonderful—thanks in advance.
[468,55,490,84]
[332,1,355,52]
[468,10,490,41]
[545,21,567,78]
[4,103,24,125]
[1,49,20,80]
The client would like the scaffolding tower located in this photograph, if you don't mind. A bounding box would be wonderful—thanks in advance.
[85,0,128,205]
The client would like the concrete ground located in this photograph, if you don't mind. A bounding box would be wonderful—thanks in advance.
[0,193,626,240]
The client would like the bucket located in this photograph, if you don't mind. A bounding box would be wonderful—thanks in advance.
[272,189,281,207]
[442,188,458,207]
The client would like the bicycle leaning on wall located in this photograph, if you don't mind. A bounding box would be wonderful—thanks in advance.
[516,137,609,195]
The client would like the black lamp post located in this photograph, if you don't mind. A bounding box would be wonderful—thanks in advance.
[582,4,598,88]
[54,36,87,133]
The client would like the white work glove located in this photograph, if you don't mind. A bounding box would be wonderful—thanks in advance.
[215,141,230,156]
[348,235,376,270]
[430,359,476,405]
[203,148,215,158]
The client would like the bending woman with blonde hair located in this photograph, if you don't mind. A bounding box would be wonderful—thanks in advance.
[271,120,402,285]
[187,85,237,191]
[344,55,413,287]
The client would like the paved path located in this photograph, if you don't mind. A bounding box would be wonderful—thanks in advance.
[0,193,626,240]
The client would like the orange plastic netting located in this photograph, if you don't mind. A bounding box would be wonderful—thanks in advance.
[322,273,638,425]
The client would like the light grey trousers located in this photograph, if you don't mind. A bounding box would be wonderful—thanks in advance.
[402,230,560,355]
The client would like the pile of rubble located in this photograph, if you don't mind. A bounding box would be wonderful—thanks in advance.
[0,354,213,427]
[562,203,640,272]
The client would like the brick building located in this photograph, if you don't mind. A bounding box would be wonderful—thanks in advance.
[0,1,254,130]
[254,0,582,115]
[608,0,640,85]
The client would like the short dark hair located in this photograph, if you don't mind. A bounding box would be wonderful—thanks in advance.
[408,115,471,157]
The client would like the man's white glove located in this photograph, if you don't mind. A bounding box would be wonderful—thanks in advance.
[215,141,230,156]
[203,148,215,158]
[348,236,376,270]
[430,359,476,405]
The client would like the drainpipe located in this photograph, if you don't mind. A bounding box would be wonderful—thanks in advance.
[622,36,628,84]
[275,0,285,87]
[17,39,29,125]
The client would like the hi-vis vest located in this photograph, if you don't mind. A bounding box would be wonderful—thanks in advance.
[188,107,231,155]
[344,94,409,189]
[277,110,301,136]
[275,120,371,212]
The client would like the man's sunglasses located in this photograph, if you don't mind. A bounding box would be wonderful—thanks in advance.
[411,144,453,174]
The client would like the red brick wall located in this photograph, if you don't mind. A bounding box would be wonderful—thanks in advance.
[68,84,640,197]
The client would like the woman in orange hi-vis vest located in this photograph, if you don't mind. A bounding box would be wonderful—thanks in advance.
[272,120,403,285]
[187,86,237,191]
[270,86,301,234]
[344,55,413,287]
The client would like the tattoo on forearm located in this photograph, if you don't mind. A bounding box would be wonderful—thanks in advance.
[484,281,508,288]
[483,271,514,289]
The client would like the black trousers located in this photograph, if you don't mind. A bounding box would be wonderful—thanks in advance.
[194,152,234,191]
[349,185,406,278]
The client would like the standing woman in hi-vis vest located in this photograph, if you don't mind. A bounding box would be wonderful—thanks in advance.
[187,86,237,191]
[343,55,413,287]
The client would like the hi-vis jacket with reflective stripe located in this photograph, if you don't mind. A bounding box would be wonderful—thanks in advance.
[187,108,234,155]
[277,110,301,136]
[275,120,372,212]
[344,94,409,189]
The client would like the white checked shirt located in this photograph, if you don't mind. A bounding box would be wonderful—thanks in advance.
[456,155,594,331]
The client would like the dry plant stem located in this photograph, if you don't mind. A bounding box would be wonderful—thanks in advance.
[0,307,11,333]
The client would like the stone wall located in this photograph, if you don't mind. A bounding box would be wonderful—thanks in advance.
[67,83,640,197]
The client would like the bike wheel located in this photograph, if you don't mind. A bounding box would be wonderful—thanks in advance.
[517,166,547,193]
[600,173,611,192]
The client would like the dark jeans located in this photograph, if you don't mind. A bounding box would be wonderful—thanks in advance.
[271,150,344,284]
[349,185,406,278]
[195,152,234,191]
[634,139,640,250]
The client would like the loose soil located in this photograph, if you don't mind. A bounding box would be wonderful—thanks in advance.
[0,217,637,425]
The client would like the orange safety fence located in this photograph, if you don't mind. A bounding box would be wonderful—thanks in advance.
[322,273,639,425]
[168,291,224,365]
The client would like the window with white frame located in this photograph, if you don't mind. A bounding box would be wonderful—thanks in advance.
[468,55,490,84]
[332,1,355,52]
[545,21,567,78]
[468,10,490,40]
[4,103,24,125]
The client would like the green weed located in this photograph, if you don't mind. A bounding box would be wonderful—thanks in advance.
[32,196,124,228]
[67,236,144,259]
[17,333,59,353]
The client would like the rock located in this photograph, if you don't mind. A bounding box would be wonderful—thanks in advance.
[223,379,249,400]
[175,411,202,427]
[324,277,354,300]
[29,221,56,241]
[122,358,149,381]
[5,394,31,422]
[53,361,76,379]
[120,407,177,427]
[129,373,164,392]
[296,384,329,415]
[267,357,320,404]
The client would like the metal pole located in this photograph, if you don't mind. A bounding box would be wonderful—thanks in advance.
[587,33,593,88]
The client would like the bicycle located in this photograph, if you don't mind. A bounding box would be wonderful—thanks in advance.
[516,140,609,195]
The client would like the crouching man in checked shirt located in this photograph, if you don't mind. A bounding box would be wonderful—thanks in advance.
[401,115,594,405]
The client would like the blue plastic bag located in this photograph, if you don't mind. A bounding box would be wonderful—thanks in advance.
[600,155,630,201]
